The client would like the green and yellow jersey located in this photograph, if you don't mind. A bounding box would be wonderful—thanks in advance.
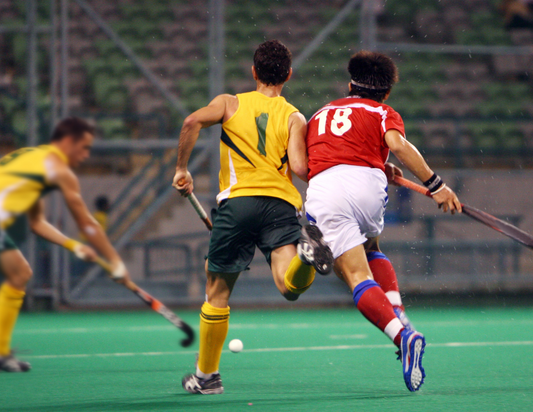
[0,145,67,230]
[217,91,302,211]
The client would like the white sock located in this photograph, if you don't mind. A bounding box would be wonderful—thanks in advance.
[385,291,403,307]
[384,317,404,342]
[196,366,216,380]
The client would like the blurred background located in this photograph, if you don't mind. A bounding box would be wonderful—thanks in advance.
[1,0,533,310]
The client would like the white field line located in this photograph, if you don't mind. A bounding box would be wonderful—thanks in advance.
[24,340,533,360]
[15,318,533,335]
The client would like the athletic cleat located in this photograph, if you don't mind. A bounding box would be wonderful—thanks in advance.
[400,329,426,392]
[182,373,224,395]
[0,353,31,372]
[298,225,333,275]
[394,307,414,331]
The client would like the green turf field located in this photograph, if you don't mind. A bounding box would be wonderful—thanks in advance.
[3,307,533,412]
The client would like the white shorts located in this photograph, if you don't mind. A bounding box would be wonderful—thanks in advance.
[305,165,388,259]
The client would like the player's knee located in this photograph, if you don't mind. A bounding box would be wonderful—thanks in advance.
[9,262,33,289]
[19,262,33,284]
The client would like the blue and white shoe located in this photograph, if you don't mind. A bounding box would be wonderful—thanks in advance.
[400,329,426,392]
[394,307,414,331]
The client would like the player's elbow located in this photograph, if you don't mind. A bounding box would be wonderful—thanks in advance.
[78,221,101,238]
[182,114,200,130]
[28,217,41,233]
[291,163,308,181]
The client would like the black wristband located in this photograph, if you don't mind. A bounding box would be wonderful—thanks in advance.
[423,173,444,193]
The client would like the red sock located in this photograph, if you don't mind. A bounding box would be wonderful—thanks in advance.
[367,251,404,311]
[353,280,404,347]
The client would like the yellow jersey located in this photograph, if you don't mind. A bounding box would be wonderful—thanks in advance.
[217,91,302,211]
[0,145,68,229]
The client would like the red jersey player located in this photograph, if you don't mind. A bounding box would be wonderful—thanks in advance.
[300,51,461,392]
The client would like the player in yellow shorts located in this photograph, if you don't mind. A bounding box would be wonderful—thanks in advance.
[173,40,333,394]
[0,117,130,372]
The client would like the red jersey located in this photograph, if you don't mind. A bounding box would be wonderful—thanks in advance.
[307,97,405,180]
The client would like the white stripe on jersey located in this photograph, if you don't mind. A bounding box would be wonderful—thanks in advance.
[312,102,389,134]
[216,148,238,204]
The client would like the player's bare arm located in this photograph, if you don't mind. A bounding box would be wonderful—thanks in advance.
[173,94,237,196]
[287,111,308,182]
[48,154,129,277]
[385,129,461,213]
[27,199,97,262]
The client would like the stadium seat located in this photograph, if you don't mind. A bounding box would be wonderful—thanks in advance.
[97,118,130,140]
[404,123,425,147]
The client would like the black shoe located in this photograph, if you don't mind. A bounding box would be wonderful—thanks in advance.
[182,373,224,394]
[298,225,333,275]
[0,353,31,372]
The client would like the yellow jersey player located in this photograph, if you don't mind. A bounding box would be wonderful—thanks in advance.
[173,40,333,394]
[0,117,130,372]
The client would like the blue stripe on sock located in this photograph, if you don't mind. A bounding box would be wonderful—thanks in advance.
[366,251,389,263]
[352,279,379,306]
[306,212,317,224]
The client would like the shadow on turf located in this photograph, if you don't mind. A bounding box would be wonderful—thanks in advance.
[10,392,410,412]
[10,385,533,412]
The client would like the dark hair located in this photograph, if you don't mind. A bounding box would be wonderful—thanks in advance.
[347,50,399,103]
[253,40,292,86]
[95,195,110,212]
[51,117,95,142]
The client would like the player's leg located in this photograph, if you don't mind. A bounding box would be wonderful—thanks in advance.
[255,197,332,300]
[184,268,238,392]
[0,235,32,372]
[278,224,333,297]
[183,198,255,395]
[334,243,405,347]
[364,237,413,329]
[270,244,302,301]
[335,242,426,392]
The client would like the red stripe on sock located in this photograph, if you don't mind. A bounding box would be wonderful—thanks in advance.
[368,257,404,311]
[356,285,403,346]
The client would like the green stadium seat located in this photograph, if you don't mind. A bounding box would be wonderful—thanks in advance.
[225,61,247,79]
[481,27,512,46]
[471,12,501,30]
[404,124,424,146]
[111,59,139,79]
[120,4,146,21]
[11,109,27,136]
[502,126,525,148]
[0,94,20,118]
[84,60,114,78]
[134,20,164,41]
[97,118,129,140]
[477,101,510,118]
[92,74,128,112]
[146,4,174,22]
[455,30,485,45]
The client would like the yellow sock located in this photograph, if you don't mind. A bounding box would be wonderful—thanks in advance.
[197,302,230,376]
[284,255,316,294]
[0,283,25,356]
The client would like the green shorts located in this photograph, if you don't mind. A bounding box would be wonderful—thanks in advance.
[207,196,302,273]
[0,230,18,252]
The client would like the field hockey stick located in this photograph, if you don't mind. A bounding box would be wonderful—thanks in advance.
[393,175,533,249]
[178,178,213,230]
[92,256,195,347]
